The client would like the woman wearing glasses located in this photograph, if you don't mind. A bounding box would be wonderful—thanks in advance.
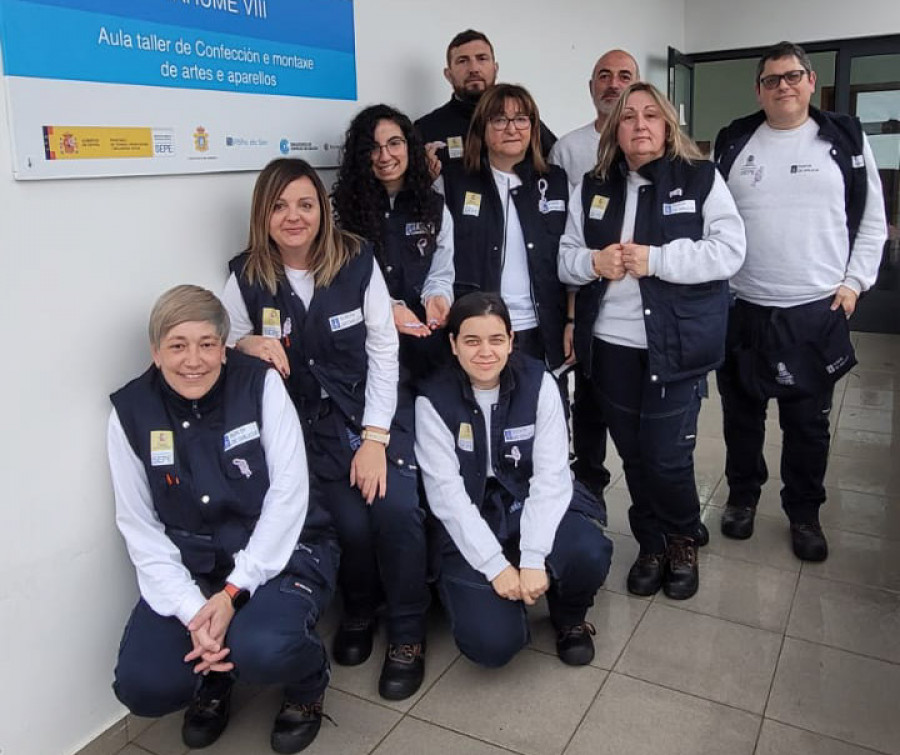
[221,158,429,703]
[559,82,746,600]
[333,105,454,383]
[440,83,572,372]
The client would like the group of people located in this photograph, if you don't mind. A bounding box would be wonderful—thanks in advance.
[107,29,887,754]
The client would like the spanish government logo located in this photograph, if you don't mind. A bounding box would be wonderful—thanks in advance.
[59,132,78,155]
[193,126,210,153]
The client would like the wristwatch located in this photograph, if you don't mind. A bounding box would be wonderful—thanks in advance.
[223,582,250,612]
[360,429,391,445]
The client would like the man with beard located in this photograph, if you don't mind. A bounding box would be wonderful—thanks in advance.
[416,29,555,177]
[549,49,639,184]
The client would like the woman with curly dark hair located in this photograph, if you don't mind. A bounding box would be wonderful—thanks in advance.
[333,104,454,381]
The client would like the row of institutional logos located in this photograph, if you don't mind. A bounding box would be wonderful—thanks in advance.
[193,126,344,158]
[43,124,343,164]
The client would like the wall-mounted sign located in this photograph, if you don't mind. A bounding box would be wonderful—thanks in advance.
[0,0,357,179]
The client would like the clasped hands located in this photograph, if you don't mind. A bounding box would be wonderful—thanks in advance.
[185,591,236,674]
[491,565,549,605]
[591,242,650,280]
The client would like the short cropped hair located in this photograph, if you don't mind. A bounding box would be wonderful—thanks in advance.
[446,29,494,66]
[755,41,813,83]
[148,285,230,347]
[447,291,512,338]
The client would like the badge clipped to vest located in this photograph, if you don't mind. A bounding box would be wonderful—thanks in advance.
[329,307,364,332]
[589,195,609,221]
[457,422,474,452]
[463,191,482,217]
[662,199,696,215]
[447,136,464,160]
[223,421,260,452]
[150,430,174,467]
[261,307,281,338]
[537,178,565,214]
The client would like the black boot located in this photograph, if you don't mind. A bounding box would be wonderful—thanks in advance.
[663,534,699,600]
[378,642,426,700]
[555,621,596,666]
[627,552,666,596]
[721,503,757,539]
[332,616,376,666]
[790,522,828,562]
[271,694,330,754]
[181,672,233,749]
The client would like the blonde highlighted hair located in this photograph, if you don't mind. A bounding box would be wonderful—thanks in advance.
[593,82,705,180]
[243,158,361,292]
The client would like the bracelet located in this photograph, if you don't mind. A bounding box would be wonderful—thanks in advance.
[360,429,391,445]
[565,316,574,324]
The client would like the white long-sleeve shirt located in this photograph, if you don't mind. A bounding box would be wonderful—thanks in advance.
[558,169,746,349]
[549,121,601,188]
[109,370,310,626]
[222,263,399,431]
[414,372,572,581]
[724,119,887,306]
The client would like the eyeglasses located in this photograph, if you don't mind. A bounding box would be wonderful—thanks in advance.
[488,114,532,131]
[370,137,407,158]
[758,69,808,90]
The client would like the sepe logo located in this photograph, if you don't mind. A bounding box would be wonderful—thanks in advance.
[193,126,210,153]
[153,130,175,157]
[280,138,290,155]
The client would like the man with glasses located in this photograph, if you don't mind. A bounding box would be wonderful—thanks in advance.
[714,41,886,562]
[416,29,556,177]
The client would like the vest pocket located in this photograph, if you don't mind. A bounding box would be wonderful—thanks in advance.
[670,295,726,375]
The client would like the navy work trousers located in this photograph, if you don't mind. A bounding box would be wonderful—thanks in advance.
[591,338,705,554]
[314,463,429,643]
[437,509,612,668]
[717,299,840,524]
[114,540,339,717]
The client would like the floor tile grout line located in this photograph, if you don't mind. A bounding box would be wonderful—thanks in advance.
[610,669,768,718]
[758,717,894,755]
[402,712,532,755]
[559,667,615,755]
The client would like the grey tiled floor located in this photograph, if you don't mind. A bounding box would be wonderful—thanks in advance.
[104,332,900,755]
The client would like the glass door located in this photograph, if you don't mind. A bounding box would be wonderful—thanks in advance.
[668,47,695,138]
[847,52,900,333]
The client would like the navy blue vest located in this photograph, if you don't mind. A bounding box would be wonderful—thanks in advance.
[229,245,415,468]
[110,350,330,578]
[442,158,569,369]
[380,189,445,320]
[574,157,729,383]
[714,107,867,250]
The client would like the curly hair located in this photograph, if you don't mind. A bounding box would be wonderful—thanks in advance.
[332,104,439,259]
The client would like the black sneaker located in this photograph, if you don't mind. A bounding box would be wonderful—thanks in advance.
[181,672,232,749]
[378,642,425,701]
[627,552,666,596]
[271,695,331,754]
[721,503,756,540]
[663,534,699,600]
[555,621,596,666]
[332,616,375,666]
[790,523,829,562]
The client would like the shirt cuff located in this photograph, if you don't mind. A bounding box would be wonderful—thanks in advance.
[841,278,862,295]
[647,246,661,277]
[175,589,209,627]
[481,552,512,582]
[519,549,548,571]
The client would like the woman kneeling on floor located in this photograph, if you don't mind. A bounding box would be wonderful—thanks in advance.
[415,292,613,667]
